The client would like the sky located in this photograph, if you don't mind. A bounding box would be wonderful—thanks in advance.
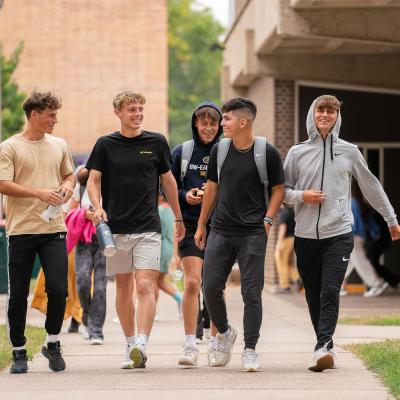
[194,0,230,27]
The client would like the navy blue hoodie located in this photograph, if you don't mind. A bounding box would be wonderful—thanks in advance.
[171,101,223,224]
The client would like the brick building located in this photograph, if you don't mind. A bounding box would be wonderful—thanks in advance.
[0,0,168,157]
[224,0,400,285]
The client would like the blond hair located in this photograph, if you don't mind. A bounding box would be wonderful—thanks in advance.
[315,95,342,111]
[113,91,146,110]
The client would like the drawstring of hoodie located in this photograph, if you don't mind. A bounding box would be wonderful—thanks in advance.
[330,134,333,162]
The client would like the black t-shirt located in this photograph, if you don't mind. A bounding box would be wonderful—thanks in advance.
[86,131,171,234]
[207,141,284,235]
[278,207,295,238]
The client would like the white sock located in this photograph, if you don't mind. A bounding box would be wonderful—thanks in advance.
[136,334,148,349]
[13,346,25,351]
[45,334,58,345]
[209,336,217,350]
[185,334,197,348]
[126,335,136,346]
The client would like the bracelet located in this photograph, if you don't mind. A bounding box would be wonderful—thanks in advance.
[263,216,273,226]
[175,219,183,223]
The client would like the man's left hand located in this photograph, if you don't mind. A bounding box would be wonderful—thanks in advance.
[265,223,271,236]
[389,224,400,241]
[59,181,74,203]
[175,221,186,242]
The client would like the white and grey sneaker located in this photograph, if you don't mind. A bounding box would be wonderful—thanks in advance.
[78,324,89,340]
[242,348,260,372]
[121,344,134,369]
[308,344,334,372]
[178,345,199,366]
[204,328,211,340]
[210,326,237,367]
[363,281,389,298]
[328,347,339,369]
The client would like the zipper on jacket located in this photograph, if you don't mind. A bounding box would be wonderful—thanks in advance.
[315,137,326,240]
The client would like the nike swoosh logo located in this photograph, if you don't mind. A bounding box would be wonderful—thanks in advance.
[255,153,263,157]
[335,153,343,156]
[342,257,350,261]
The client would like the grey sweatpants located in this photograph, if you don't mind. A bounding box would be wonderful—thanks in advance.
[75,237,107,339]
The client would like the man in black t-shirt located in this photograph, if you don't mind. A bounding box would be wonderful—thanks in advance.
[86,91,185,370]
[194,98,284,372]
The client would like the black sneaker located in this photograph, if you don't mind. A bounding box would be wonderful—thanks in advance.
[10,349,28,374]
[41,341,66,372]
[67,318,80,333]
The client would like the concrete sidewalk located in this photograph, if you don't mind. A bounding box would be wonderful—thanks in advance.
[1,283,399,400]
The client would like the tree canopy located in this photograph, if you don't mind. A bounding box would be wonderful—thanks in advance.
[168,0,224,147]
[1,43,25,141]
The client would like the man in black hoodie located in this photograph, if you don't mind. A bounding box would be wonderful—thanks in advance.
[171,102,223,366]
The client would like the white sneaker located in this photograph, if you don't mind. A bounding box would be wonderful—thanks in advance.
[363,281,389,298]
[328,347,339,369]
[207,347,217,366]
[210,326,237,367]
[121,344,134,369]
[78,324,89,340]
[129,344,147,368]
[339,289,348,296]
[308,346,334,372]
[178,345,199,366]
[204,328,211,339]
[90,337,104,345]
[242,348,260,372]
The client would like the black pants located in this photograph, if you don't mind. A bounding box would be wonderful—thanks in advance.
[7,233,68,347]
[203,230,267,350]
[294,233,353,351]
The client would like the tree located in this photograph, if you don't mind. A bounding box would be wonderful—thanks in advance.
[1,42,26,141]
[168,0,224,147]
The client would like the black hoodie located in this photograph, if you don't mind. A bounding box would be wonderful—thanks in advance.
[171,101,223,224]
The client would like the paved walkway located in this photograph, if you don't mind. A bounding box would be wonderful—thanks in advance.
[1,283,399,400]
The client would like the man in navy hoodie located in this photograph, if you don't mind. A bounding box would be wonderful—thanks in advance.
[171,102,223,366]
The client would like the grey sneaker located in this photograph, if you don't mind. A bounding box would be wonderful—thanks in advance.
[242,348,260,372]
[210,326,237,367]
[178,345,199,366]
[328,347,339,369]
[363,281,389,298]
[129,344,147,368]
[308,344,334,372]
[121,344,134,369]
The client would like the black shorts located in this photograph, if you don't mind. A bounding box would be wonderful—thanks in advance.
[179,223,208,259]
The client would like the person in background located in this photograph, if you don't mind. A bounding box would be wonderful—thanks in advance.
[156,191,183,318]
[274,205,300,294]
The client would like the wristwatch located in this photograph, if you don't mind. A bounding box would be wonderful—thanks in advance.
[263,216,273,226]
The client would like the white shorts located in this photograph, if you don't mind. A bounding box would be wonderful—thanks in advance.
[106,232,161,276]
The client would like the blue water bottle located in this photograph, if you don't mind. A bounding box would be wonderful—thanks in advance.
[96,220,116,257]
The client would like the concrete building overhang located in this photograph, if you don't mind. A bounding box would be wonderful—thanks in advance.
[291,0,400,9]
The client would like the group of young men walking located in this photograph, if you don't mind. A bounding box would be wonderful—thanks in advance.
[1,89,399,375]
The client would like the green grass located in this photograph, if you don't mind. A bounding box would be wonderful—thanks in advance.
[0,325,46,370]
[345,340,400,399]
[339,315,400,326]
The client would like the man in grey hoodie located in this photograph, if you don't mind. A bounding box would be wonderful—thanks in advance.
[284,95,400,372]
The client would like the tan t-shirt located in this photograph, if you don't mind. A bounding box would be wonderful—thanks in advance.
[0,133,75,235]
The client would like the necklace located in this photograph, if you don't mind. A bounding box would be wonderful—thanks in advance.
[232,142,254,153]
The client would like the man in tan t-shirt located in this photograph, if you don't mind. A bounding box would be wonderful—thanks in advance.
[0,91,75,374]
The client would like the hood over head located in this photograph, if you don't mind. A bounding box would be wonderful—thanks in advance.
[306,98,342,142]
[191,101,223,146]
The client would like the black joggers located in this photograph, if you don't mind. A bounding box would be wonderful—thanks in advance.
[203,230,267,350]
[294,232,353,351]
[7,233,68,347]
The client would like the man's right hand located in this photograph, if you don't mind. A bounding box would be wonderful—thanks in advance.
[194,225,207,250]
[302,190,326,204]
[36,189,64,206]
[93,208,108,225]
[186,188,202,205]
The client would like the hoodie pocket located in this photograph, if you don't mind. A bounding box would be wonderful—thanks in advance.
[338,197,353,225]
[319,199,343,232]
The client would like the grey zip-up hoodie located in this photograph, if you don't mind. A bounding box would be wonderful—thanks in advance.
[284,99,398,240]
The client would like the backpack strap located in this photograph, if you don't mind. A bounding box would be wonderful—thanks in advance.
[180,140,195,182]
[217,138,231,181]
[254,137,269,208]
